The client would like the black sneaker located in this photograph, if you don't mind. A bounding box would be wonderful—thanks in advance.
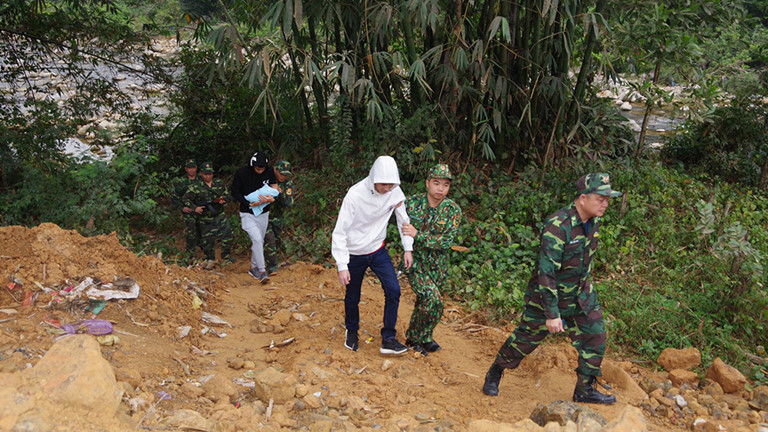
[248,268,260,280]
[422,340,442,352]
[344,330,359,352]
[380,338,408,355]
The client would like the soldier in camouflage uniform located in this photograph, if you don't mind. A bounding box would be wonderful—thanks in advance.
[264,161,294,275]
[400,164,462,355]
[170,158,201,257]
[482,173,621,405]
[182,162,234,263]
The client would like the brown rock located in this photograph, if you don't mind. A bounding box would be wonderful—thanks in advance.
[467,419,521,432]
[202,375,237,403]
[114,368,142,389]
[669,369,699,387]
[706,358,747,393]
[751,385,768,410]
[602,406,648,431]
[272,309,292,326]
[162,409,213,431]
[29,335,123,414]
[691,418,720,432]
[179,383,204,399]
[252,367,297,404]
[657,347,701,371]
[601,361,647,402]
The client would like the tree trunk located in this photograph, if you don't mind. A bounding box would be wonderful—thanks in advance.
[636,53,663,159]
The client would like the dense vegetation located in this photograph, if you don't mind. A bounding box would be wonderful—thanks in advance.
[2,0,768,380]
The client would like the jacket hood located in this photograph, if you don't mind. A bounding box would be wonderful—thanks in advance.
[367,156,401,188]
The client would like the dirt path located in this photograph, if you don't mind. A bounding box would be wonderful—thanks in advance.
[0,224,702,431]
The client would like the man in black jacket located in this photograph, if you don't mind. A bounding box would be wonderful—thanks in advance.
[231,151,279,283]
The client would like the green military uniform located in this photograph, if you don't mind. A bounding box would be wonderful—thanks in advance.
[483,173,622,403]
[405,165,462,346]
[170,158,201,255]
[182,162,233,262]
[265,161,294,274]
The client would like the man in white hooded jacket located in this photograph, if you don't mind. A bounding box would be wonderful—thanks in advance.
[332,156,414,355]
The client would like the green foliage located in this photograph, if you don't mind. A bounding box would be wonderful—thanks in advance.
[662,71,768,187]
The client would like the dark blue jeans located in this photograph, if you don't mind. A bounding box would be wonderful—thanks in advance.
[345,246,401,341]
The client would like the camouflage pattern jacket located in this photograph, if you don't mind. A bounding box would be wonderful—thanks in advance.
[525,202,600,319]
[182,179,228,222]
[269,179,294,221]
[406,193,462,274]
[170,176,200,212]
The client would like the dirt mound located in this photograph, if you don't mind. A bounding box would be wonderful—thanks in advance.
[1,223,766,431]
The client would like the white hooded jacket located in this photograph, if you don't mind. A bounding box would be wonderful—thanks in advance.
[332,156,414,271]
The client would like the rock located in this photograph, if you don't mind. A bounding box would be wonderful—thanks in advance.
[202,375,237,403]
[657,347,701,371]
[295,383,309,398]
[601,361,647,402]
[620,101,632,111]
[272,309,292,326]
[77,124,91,135]
[114,368,142,389]
[382,360,393,371]
[252,367,297,404]
[701,380,724,396]
[706,358,747,393]
[29,335,123,414]
[674,395,687,408]
[0,380,34,430]
[304,394,323,409]
[243,360,256,369]
[227,358,245,370]
[162,409,213,431]
[293,312,309,322]
[669,369,699,387]
[128,392,154,413]
[751,385,768,410]
[691,418,720,432]
[467,419,521,432]
[602,406,647,431]
[530,401,606,427]
[180,383,204,399]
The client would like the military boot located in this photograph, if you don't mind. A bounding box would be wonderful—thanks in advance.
[573,374,616,405]
[482,362,504,396]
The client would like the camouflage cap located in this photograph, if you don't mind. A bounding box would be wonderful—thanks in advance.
[275,160,292,176]
[200,161,214,174]
[576,173,622,197]
[184,158,197,168]
[427,164,453,180]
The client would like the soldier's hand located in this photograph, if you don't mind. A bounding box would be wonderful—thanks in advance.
[195,206,204,214]
[546,318,564,334]
[182,207,193,213]
[401,223,417,238]
[338,270,351,286]
[215,197,226,204]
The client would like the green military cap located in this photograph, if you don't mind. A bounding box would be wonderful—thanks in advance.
[427,164,453,180]
[275,160,292,176]
[185,158,197,168]
[576,173,622,197]
[200,161,214,173]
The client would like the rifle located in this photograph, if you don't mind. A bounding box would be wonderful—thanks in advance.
[194,200,222,217]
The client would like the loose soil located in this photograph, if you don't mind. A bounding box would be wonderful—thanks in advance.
[0,223,755,431]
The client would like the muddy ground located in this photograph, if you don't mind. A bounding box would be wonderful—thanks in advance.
[0,223,762,431]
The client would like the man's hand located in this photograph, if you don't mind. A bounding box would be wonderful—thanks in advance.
[401,223,418,238]
[546,318,564,333]
[338,270,350,286]
[403,251,413,270]
[182,206,193,214]
[194,206,204,214]
[215,197,226,204]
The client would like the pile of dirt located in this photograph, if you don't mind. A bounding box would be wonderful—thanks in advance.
[1,223,768,432]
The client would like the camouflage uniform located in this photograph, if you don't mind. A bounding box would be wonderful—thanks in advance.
[182,162,233,261]
[484,173,622,401]
[265,161,294,274]
[495,201,605,381]
[170,159,201,255]
[404,180,462,345]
